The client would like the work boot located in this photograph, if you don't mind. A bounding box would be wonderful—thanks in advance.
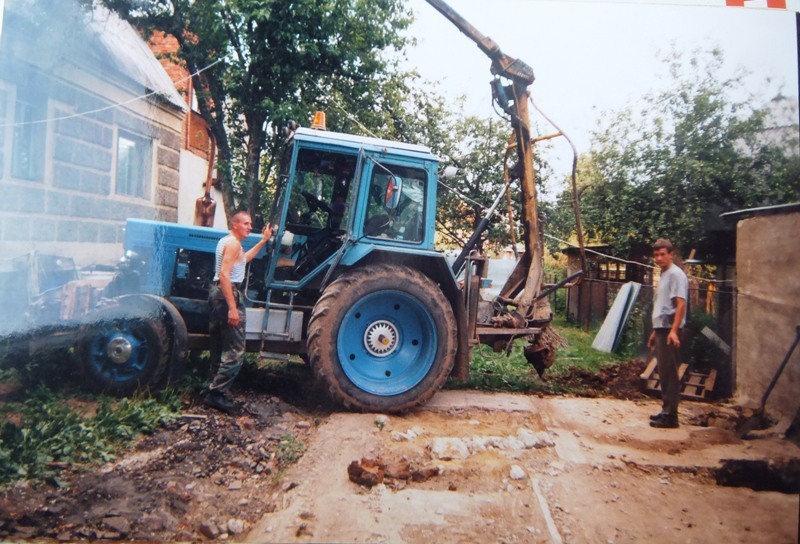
[649,413,679,428]
[204,391,239,414]
[650,412,666,421]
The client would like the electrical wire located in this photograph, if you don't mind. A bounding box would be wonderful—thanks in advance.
[0,58,224,129]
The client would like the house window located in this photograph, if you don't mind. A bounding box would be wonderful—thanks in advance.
[115,130,151,198]
[11,96,46,181]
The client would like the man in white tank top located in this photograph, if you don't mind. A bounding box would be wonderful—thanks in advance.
[205,211,273,413]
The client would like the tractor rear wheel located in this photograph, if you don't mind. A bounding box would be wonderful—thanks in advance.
[308,264,456,412]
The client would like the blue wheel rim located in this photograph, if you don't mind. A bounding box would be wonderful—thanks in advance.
[86,319,150,385]
[338,290,437,396]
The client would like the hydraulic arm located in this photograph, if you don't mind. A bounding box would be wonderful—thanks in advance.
[426,0,545,323]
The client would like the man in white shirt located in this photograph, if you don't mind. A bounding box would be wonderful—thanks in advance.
[647,238,688,428]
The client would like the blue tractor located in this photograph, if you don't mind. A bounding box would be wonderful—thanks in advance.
[79,127,468,411]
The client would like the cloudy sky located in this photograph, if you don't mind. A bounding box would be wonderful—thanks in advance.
[402,0,798,183]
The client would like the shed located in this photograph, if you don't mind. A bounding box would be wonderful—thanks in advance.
[721,203,800,427]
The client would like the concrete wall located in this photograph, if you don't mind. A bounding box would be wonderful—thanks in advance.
[734,210,800,425]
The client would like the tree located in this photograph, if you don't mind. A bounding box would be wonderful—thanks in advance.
[105,0,412,220]
[550,47,800,258]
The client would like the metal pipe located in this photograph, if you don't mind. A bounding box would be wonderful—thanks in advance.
[452,179,513,276]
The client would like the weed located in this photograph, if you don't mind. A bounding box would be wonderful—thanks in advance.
[276,434,304,466]
[0,387,180,487]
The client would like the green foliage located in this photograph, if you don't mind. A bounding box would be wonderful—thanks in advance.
[0,388,180,486]
[276,434,303,465]
[616,305,647,359]
[549,47,800,259]
[684,311,720,371]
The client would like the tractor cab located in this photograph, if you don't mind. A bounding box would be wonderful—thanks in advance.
[264,125,440,293]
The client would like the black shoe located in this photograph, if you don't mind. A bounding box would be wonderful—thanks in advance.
[650,412,665,421]
[204,391,239,414]
[649,414,679,428]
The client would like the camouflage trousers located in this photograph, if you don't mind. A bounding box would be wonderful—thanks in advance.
[208,284,246,394]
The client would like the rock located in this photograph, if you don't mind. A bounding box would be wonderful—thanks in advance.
[503,437,526,450]
[296,523,313,537]
[391,427,422,442]
[102,516,130,536]
[13,526,39,539]
[295,421,312,429]
[428,437,470,460]
[227,519,245,535]
[510,465,527,480]
[347,458,385,488]
[411,466,440,482]
[518,429,555,449]
[228,480,243,491]
[175,530,196,541]
[137,512,179,534]
[374,415,390,429]
[199,520,220,539]
[384,459,412,480]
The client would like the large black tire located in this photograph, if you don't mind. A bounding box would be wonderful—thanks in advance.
[76,296,172,395]
[307,264,457,412]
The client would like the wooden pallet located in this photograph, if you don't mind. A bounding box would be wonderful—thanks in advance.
[640,358,715,400]
[681,370,718,400]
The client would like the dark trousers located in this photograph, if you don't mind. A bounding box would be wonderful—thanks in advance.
[208,284,246,394]
[654,328,681,416]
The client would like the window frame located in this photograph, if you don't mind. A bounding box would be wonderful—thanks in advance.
[9,85,48,183]
[114,127,153,200]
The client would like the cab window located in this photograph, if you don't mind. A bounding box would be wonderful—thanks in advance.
[286,148,356,233]
[364,162,426,243]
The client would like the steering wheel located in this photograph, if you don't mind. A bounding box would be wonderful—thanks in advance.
[301,190,332,215]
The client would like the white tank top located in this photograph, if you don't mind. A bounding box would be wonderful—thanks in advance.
[213,234,246,283]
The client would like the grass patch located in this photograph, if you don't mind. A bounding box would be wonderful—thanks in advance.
[0,387,181,487]
[448,316,630,394]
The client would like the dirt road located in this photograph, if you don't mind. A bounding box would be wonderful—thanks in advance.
[246,391,799,543]
[1,387,798,542]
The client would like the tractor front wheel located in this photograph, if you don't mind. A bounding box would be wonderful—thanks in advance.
[307,264,456,412]
[76,296,172,395]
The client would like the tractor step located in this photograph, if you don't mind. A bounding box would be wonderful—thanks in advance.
[259,351,290,362]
